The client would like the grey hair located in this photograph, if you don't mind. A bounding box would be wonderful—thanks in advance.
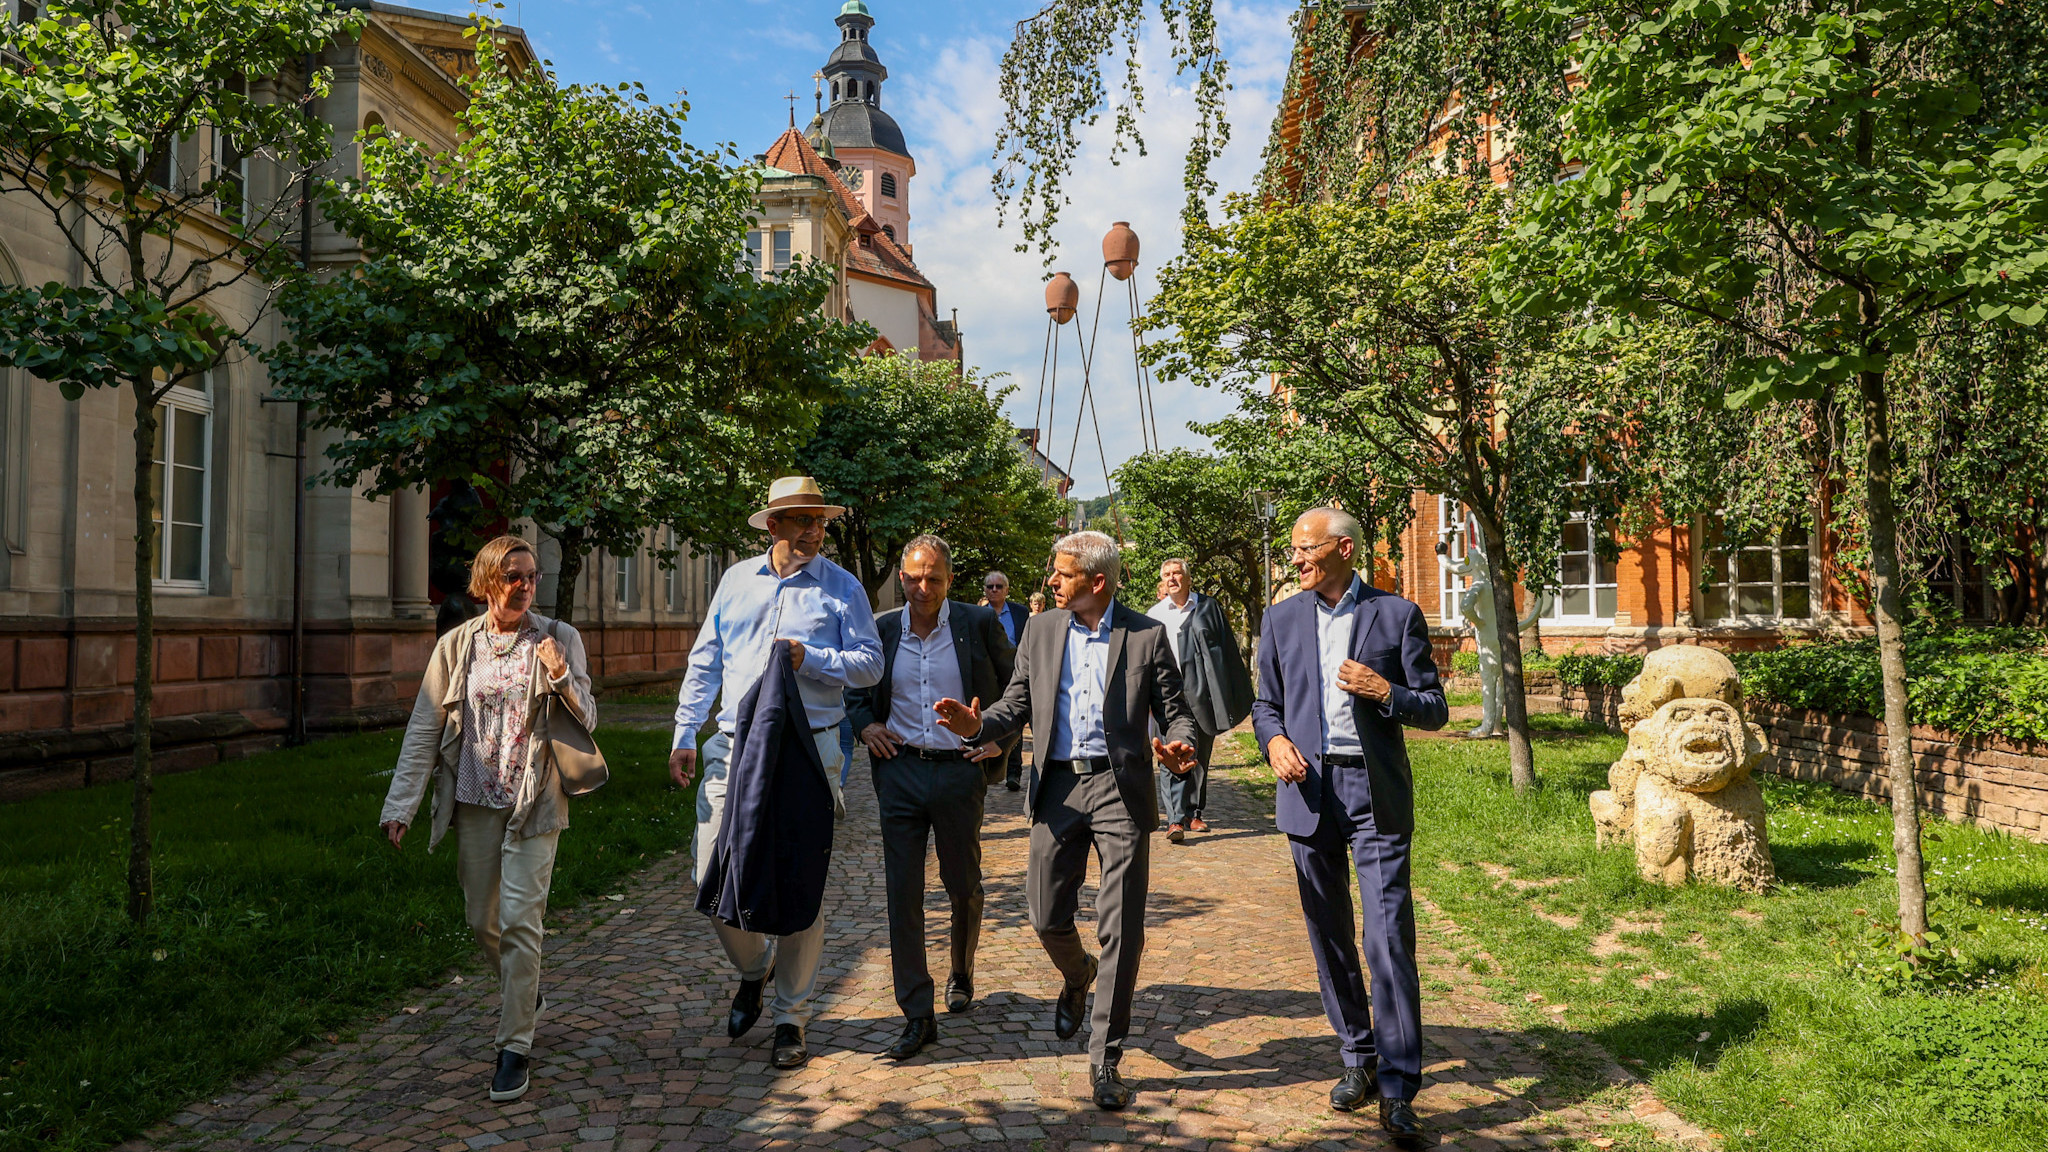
[1053,530,1121,595]
[984,570,1010,586]
[900,533,953,572]
[1296,506,1364,546]
[1160,557,1191,576]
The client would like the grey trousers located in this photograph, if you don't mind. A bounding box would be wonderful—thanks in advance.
[874,750,987,1019]
[1159,728,1218,824]
[1029,765,1150,1067]
[454,802,559,1055]
[694,729,842,1030]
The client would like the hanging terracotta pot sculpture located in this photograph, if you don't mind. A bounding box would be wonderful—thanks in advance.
[1103,221,1139,281]
[1045,271,1080,324]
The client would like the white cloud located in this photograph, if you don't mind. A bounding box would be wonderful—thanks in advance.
[894,1,1296,498]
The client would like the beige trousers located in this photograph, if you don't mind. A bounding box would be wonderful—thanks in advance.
[456,802,561,1054]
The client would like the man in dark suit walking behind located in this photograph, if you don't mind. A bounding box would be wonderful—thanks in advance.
[1252,507,1448,1148]
[981,570,1032,791]
[847,536,1016,1060]
[934,531,1200,1110]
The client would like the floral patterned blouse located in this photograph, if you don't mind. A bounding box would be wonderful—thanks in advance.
[455,621,539,809]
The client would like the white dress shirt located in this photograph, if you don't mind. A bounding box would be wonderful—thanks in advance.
[1047,600,1115,760]
[1315,578,1365,756]
[1147,594,1194,668]
[884,601,966,751]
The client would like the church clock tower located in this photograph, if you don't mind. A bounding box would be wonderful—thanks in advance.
[809,1,914,248]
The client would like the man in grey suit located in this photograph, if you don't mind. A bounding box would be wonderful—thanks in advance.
[846,535,1016,1060]
[935,531,1200,1111]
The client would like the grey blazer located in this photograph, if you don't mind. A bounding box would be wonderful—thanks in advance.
[975,600,1200,825]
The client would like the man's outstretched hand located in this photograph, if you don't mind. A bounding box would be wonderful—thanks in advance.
[1155,737,1198,775]
[932,696,984,741]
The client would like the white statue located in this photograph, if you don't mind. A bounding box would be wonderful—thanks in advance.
[1437,535,1547,738]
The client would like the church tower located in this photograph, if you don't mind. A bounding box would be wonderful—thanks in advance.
[809,1,914,248]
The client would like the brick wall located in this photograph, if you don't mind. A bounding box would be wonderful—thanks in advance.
[1556,686,2048,844]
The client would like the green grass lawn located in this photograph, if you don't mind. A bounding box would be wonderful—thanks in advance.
[0,724,696,1152]
[1222,723,2048,1151]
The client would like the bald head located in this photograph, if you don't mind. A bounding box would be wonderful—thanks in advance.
[1294,506,1363,546]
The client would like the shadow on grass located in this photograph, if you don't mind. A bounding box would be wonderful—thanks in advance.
[1772,839,1883,889]
[1590,999,1770,1076]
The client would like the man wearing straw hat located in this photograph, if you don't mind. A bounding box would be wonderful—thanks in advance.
[670,476,884,1070]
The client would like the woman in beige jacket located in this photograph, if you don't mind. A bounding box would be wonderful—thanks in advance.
[379,535,596,1103]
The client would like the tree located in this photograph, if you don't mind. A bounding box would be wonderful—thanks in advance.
[1508,0,2048,937]
[267,20,863,624]
[1113,449,1272,640]
[806,354,1067,603]
[0,0,363,923]
[1147,177,1673,792]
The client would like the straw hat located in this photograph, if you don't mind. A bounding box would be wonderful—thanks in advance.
[747,475,848,531]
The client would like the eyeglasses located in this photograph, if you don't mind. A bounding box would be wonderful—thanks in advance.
[502,570,542,586]
[984,582,1006,590]
[1287,539,1340,560]
[772,514,827,529]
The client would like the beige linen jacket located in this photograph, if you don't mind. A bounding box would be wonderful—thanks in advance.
[379,612,597,852]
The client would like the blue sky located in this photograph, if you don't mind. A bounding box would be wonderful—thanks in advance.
[399,1,1300,497]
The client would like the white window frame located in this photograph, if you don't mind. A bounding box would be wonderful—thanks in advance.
[662,528,679,610]
[771,228,792,272]
[152,370,214,590]
[614,545,637,610]
[1544,512,1618,624]
[1436,495,1469,624]
[1695,516,1817,625]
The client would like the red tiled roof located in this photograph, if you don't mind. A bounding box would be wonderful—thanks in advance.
[762,127,931,293]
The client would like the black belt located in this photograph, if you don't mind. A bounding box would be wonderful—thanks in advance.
[897,745,970,762]
[1046,756,1113,775]
[1323,753,1369,768]
[810,724,836,735]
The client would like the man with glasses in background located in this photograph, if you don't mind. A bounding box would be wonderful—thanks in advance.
[982,571,1031,790]
[669,476,883,1071]
[1251,508,1447,1148]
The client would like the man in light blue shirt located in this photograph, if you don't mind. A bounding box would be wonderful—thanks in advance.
[667,476,883,1071]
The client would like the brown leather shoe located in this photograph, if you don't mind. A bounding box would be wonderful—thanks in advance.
[1166,823,1186,843]
[1188,816,1210,833]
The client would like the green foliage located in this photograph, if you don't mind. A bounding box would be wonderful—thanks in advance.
[0,726,696,1152]
[1877,998,2048,1125]
[1731,628,2048,742]
[268,18,863,621]
[1401,729,2048,1151]
[1113,448,1270,635]
[992,0,1227,259]
[1554,652,1645,689]
[806,354,1065,601]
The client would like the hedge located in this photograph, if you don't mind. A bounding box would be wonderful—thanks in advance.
[1551,628,2048,744]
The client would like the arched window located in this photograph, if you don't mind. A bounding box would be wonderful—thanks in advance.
[882,224,896,242]
[364,110,385,134]
[831,81,840,102]
[880,172,897,199]
[153,367,215,587]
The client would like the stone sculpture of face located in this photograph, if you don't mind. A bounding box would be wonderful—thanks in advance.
[1641,698,1749,793]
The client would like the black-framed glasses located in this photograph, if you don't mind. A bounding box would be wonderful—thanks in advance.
[773,513,828,529]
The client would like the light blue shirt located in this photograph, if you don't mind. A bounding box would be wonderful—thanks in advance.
[672,550,884,746]
[995,601,1022,645]
[1315,577,1365,757]
[1047,600,1115,760]
[884,601,965,751]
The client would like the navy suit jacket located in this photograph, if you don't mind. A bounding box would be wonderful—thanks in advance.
[994,600,1030,646]
[696,640,836,936]
[1251,579,1448,837]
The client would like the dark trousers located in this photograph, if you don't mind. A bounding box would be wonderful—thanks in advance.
[874,750,988,1020]
[1029,765,1149,1068]
[1289,761,1423,1101]
[1158,728,1217,823]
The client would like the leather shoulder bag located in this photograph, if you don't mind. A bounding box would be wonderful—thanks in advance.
[542,619,609,797]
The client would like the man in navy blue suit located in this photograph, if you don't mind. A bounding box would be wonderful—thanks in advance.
[1252,507,1448,1148]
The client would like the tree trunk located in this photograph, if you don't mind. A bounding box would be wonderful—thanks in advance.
[128,379,159,924]
[554,530,584,627]
[1476,511,1536,793]
[1860,365,1928,938]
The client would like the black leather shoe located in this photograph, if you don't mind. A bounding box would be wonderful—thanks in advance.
[1330,1067,1373,1112]
[728,973,768,1038]
[1091,1061,1132,1110]
[886,1016,937,1060]
[1005,778,1021,792]
[1054,956,1098,1039]
[771,1022,808,1069]
[945,974,973,1014]
[488,1049,529,1102]
[1379,1097,1430,1148]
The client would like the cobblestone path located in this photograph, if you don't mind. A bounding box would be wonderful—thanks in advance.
[138,735,1701,1152]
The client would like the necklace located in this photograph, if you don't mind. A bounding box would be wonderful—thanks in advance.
[485,623,525,659]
